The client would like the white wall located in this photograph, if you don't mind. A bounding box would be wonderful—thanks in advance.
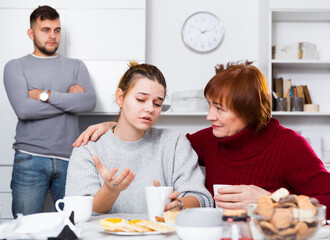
[80,0,266,135]
[146,0,263,103]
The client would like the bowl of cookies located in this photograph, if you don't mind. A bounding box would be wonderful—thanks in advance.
[248,188,326,240]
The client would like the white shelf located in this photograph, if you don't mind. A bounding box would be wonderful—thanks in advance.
[271,60,330,69]
[79,112,118,116]
[272,10,330,22]
[80,111,208,116]
[160,111,208,116]
[272,59,330,64]
[84,111,330,117]
[272,111,330,116]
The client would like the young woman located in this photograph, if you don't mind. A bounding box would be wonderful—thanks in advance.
[65,62,213,214]
[73,61,330,218]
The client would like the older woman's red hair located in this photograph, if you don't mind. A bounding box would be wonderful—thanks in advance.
[204,61,271,132]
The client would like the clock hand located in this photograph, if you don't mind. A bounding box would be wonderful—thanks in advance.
[192,24,205,33]
[203,26,216,33]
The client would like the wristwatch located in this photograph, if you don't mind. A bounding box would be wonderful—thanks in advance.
[178,199,184,210]
[39,89,49,102]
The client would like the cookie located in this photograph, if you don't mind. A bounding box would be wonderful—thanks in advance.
[292,208,315,223]
[155,216,165,223]
[257,195,274,218]
[163,210,180,224]
[297,195,316,215]
[278,227,296,236]
[271,188,289,202]
[223,209,247,216]
[277,202,297,209]
[279,195,298,204]
[260,220,278,233]
[271,208,293,229]
[295,222,308,235]
[136,220,175,233]
[309,198,319,206]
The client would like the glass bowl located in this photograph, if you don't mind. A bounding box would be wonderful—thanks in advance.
[248,203,326,240]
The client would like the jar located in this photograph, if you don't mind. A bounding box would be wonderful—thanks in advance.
[220,215,253,240]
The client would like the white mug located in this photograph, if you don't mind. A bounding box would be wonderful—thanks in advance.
[145,186,173,221]
[213,184,231,209]
[55,196,93,223]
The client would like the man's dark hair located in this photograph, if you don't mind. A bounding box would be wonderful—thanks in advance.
[30,5,59,28]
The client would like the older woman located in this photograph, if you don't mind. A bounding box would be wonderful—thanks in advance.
[187,62,330,214]
[73,61,330,218]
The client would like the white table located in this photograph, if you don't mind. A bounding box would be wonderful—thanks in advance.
[77,213,330,240]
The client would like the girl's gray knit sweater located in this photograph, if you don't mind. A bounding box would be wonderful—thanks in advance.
[65,127,213,213]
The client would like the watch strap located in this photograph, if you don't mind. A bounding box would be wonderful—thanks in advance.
[178,199,184,210]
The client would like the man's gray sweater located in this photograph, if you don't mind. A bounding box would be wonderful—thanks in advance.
[4,54,96,159]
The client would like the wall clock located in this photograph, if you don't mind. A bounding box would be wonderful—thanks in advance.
[182,11,224,53]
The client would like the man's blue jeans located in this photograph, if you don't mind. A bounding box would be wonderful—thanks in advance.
[11,151,68,218]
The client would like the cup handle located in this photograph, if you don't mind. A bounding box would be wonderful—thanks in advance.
[55,199,65,213]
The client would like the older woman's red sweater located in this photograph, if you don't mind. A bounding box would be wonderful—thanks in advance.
[186,118,330,218]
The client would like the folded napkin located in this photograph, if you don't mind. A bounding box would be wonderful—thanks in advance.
[0,211,81,240]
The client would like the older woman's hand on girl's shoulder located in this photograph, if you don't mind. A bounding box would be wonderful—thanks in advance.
[72,122,114,147]
[92,155,135,192]
[214,185,270,210]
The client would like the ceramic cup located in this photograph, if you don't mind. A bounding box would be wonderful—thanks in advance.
[213,184,231,209]
[55,196,93,223]
[145,186,173,221]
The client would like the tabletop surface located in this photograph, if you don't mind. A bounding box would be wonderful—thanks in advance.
[77,213,330,240]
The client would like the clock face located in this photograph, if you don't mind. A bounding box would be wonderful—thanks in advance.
[182,12,224,53]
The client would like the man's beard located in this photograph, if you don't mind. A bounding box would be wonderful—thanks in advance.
[34,40,59,56]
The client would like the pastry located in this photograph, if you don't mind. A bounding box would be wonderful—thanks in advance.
[163,210,180,224]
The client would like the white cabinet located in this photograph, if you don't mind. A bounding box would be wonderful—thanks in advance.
[0,193,13,219]
[269,8,330,167]
[84,61,128,112]
[0,167,13,219]
[65,2,146,113]
[67,9,145,61]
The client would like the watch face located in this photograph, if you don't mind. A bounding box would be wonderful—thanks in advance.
[182,11,224,53]
[40,92,48,102]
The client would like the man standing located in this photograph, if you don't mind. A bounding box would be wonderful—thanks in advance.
[3,5,96,217]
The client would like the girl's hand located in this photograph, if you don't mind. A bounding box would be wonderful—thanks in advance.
[214,184,270,210]
[164,190,181,211]
[93,155,135,192]
[73,122,114,147]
